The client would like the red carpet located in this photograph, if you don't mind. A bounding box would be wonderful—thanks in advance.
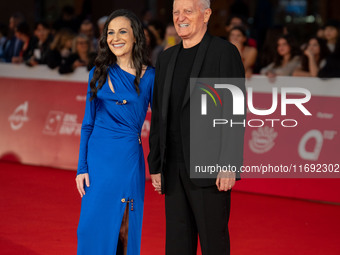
[0,162,339,255]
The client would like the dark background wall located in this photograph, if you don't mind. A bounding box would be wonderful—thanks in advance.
[1,0,340,37]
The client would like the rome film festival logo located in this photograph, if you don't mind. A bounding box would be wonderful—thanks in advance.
[199,83,312,128]
[8,101,29,130]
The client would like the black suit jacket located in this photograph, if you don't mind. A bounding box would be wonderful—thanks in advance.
[148,32,245,192]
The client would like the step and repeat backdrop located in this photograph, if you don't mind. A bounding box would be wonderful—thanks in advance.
[0,63,339,203]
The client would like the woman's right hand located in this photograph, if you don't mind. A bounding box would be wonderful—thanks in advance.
[75,173,90,198]
[304,48,314,58]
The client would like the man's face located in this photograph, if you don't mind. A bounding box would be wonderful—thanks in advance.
[80,23,94,39]
[173,0,211,40]
[35,24,49,42]
[324,26,338,42]
[9,17,16,30]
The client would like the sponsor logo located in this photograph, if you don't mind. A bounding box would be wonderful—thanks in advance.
[76,95,86,102]
[298,129,337,161]
[8,101,29,130]
[316,112,333,119]
[43,111,64,135]
[43,111,81,136]
[249,126,278,154]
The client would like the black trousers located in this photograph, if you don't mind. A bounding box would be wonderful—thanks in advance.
[164,159,231,255]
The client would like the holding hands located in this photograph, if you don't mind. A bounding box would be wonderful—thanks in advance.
[151,172,235,193]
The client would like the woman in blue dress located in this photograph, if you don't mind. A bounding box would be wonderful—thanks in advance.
[75,9,154,255]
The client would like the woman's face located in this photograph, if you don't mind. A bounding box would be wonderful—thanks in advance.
[277,38,291,57]
[65,38,73,49]
[229,29,246,45]
[106,16,135,59]
[225,17,242,33]
[306,38,320,55]
[76,38,89,53]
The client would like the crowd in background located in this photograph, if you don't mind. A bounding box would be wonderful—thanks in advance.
[1,5,340,78]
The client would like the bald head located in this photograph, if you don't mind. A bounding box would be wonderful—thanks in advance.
[174,0,210,11]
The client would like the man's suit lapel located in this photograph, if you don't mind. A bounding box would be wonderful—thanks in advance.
[181,32,212,108]
[161,44,181,122]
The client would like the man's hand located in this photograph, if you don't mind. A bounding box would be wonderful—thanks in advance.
[151,173,162,194]
[216,171,236,191]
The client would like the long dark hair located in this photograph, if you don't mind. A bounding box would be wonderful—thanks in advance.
[301,36,330,71]
[273,34,300,68]
[90,9,149,101]
[258,25,287,70]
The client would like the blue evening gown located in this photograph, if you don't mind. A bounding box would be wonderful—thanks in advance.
[76,63,154,255]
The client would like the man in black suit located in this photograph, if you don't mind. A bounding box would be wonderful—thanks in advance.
[148,0,245,254]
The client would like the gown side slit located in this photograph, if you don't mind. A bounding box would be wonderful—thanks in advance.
[117,202,130,255]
